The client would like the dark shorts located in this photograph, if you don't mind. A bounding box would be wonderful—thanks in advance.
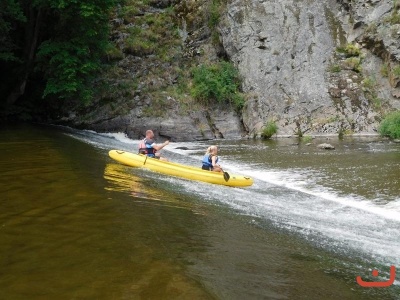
[139,151,159,159]
[202,165,212,171]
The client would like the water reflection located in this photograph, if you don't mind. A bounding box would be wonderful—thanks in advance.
[103,163,204,212]
[104,163,149,195]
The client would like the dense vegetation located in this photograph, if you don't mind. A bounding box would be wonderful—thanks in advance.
[0,0,118,119]
[379,111,400,139]
[1,0,245,122]
[190,62,244,111]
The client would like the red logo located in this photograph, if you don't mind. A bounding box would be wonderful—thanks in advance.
[356,265,396,288]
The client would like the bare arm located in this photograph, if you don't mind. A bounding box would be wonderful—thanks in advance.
[211,155,219,167]
[152,140,169,151]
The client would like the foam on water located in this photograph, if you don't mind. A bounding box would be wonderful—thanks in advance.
[245,168,400,221]
[171,143,400,269]
[67,129,400,273]
[226,157,399,249]
[65,130,138,150]
[100,132,137,144]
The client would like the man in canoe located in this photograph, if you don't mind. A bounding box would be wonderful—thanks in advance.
[138,130,169,161]
[201,145,223,172]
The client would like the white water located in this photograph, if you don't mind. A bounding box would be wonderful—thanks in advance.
[66,129,400,282]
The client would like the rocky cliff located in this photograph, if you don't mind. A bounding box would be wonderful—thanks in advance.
[68,0,400,141]
[221,0,400,136]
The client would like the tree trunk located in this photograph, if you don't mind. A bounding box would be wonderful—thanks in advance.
[6,6,42,104]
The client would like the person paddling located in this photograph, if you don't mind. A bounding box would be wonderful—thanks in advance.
[138,130,169,161]
[201,145,222,172]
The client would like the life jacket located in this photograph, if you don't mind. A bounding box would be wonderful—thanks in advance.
[138,138,155,157]
[202,154,218,168]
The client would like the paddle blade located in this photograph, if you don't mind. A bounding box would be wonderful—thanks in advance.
[223,171,230,182]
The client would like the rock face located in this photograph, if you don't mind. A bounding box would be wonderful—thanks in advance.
[68,0,400,141]
[220,0,399,137]
[86,105,244,142]
[222,0,334,135]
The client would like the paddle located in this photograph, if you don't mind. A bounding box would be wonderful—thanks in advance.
[221,168,230,182]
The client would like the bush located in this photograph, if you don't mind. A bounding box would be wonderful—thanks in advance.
[329,64,341,73]
[261,121,278,139]
[337,43,361,57]
[190,61,244,110]
[301,135,313,143]
[344,57,362,73]
[393,65,400,78]
[381,63,389,77]
[379,111,400,139]
[208,0,220,29]
[362,77,376,90]
[385,10,400,24]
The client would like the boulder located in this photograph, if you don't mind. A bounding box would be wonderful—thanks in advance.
[317,143,335,150]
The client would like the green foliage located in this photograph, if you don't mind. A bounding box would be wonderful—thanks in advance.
[392,65,400,78]
[381,63,389,77]
[120,0,150,21]
[208,0,221,29]
[385,3,400,24]
[125,33,156,56]
[370,96,383,109]
[379,111,400,139]
[190,61,245,110]
[37,40,100,102]
[329,64,341,73]
[0,0,26,62]
[261,121,278,139]
[105,43,124,61]
[1,0,118,107]
[386,13,400,24]
[344,57,362,72]
[36,0,117,103]
[301,135,313,143]
[337,43,361,57]
[338,128,344,140]
[121,7,179,61]
[362,76,376,90]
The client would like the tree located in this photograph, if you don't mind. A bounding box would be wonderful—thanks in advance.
[0,0,118,108]
[0,0,26,62]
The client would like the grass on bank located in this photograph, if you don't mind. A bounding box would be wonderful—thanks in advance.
[261,121,278,139]
[379,111,400,139]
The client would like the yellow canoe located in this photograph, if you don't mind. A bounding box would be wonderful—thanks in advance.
[109,150,253,187]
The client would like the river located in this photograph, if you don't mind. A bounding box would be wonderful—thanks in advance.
[0,123,399,299]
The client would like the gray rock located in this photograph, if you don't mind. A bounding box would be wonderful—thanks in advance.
[317,143,335,150]
[219,0,399,137]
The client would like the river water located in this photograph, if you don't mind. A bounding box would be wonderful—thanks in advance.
[0,123,399,299]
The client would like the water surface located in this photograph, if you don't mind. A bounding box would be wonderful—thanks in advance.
[0,124,399,299]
